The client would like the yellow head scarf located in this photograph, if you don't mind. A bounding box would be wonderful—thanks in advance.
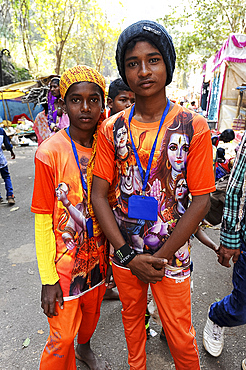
[60,65,105,100]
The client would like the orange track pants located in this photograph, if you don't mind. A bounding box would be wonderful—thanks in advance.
[39,283,106,370]
[112,264,200,370]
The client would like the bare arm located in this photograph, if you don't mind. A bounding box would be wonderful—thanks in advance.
[154,194,211,260]
[195,226,219,252]
[91,175,167,284]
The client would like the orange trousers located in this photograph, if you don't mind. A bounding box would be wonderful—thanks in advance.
[39,283,106,370]
[112,264,200,370]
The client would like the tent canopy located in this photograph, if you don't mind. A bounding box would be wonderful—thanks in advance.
[0,76,53,122]
[204,33,246,131]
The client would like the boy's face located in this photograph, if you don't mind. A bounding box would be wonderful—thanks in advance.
[64,82,103,132]
[124,41,167,98]
[108,90,135,115]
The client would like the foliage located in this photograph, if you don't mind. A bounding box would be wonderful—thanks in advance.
[13,63,32,81]
[33,0,81,75]
[0,57,32,85]
[0,0,14,42]
[1,0,121,78]
[11,0,39,71]
[159,0,246,74]
[83,6,120,73]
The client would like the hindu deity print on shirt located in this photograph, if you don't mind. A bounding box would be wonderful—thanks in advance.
[55,153,108,296]
[112,110,194,278]
[31,129,108,300]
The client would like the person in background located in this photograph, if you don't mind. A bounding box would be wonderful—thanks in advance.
[189,101,198,112]
[107,77,135,117]
[33,103,51,146]
[48,77,69,132]
[215,147,234,181]
[203,131,246,370]
[0,127,15,205]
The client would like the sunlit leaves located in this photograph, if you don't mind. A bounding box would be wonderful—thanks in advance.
[158,0,246,78]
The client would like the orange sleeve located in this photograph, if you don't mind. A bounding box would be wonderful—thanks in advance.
[31,156,55,214]
[186,118,216,196]
[93,130,116,185]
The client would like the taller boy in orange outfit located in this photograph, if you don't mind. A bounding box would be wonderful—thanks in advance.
[31,65,110,370]
[91,21,216,369]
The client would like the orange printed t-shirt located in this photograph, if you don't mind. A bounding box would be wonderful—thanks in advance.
[93,103,216,279]
[31,129,108,299]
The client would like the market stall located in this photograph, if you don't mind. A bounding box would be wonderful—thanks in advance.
[0,76,55,145]
[203,33,246,132]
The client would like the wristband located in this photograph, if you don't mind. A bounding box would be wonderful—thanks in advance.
[115,243,136,266]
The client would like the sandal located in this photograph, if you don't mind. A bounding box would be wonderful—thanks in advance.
[7,195,15,205]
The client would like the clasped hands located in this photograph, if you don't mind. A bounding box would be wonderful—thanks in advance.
[127,254,168,284]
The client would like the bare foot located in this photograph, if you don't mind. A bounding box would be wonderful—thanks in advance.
[75,342,111,370]
[103,288,119,301]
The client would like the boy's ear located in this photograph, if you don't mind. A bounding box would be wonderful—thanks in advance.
[107,97,113,109]
[59,98,67,114]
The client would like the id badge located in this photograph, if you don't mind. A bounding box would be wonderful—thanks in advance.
[86,218,94,238]
[128,195,158,221]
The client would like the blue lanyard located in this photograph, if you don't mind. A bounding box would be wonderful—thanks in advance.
[128,99,170,194]
[66,128,88,193]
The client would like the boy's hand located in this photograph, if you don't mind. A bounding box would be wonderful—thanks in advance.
[217,243,240,267]
[41,282,64,318]
[11,150,15,159]
[105,264,116,289]
[127,254,167,284]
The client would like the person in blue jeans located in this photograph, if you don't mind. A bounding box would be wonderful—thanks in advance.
[203,131,246,370]
[0,128,15,205]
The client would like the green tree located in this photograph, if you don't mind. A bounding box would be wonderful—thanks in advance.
[33,0,85,75]
[0,0,14,45]
[11,0,38,71]
[1,0,122,78]
[159,0,246,73]
[84,7,120,73]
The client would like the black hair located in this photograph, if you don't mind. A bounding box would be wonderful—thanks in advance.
[64,81,105,108]
[42,103,48,115]
[220,129,235,143]
[217,147,225,160]
[125,36,159,56]
[211,136,219,146]
[50,77,60,86]
[108,78,131,101]
[113,115,128,144]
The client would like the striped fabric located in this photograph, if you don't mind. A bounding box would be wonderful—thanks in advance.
[220,132,246,249]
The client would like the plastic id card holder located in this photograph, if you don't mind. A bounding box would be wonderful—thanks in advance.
[128,195,158,221]
[86,218,94,238]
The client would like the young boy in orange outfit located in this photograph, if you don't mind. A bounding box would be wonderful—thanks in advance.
[31,65,110,370]
[91,21,216,369]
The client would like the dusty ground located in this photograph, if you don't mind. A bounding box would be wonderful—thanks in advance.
[0,146,245,369]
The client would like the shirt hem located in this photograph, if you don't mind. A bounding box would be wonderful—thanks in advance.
[63,280,105,301]
[190,185,216,196]
[31,207,54,214]
[92,170,112,185]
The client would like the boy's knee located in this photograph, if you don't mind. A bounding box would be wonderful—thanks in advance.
[50,329,75,347]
